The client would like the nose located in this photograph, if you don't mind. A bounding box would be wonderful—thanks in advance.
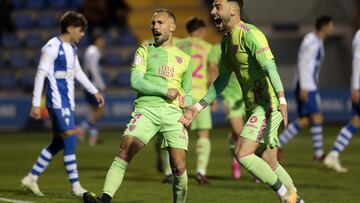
[210,7,216,16]
[153,22,159,30]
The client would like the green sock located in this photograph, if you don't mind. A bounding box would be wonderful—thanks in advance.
[161,150,172,175]
[103,157,128,198]
[274,164,297,192]
[173,171,188,203]
[238,154,278,186]
[196,137,211,175]
[238,154,288,196]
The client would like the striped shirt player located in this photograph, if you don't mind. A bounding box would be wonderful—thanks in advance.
[21,10,104,199]
[324,29,360,172]
[23,36,99,196]
[278,16,334,161]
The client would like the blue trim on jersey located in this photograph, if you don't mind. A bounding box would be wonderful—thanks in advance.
[54,43,71,109]
[313,48,322,88]
[45,78,53,108]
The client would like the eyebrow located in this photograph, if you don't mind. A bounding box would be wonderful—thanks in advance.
[212,2,222,7]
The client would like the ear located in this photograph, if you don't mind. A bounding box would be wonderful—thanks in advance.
[67,26,74,33]
[170,23,176,32]
[230,7,237,17]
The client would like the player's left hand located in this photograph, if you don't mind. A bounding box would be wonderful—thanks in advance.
[94,92,105,107]
[278,104,288,129]
[178,105,199,127]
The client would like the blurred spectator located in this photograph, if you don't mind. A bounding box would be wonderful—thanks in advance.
[107,0,132,30]
[81,0,109,32]
[354,0,360,33]
[0,0,15,40]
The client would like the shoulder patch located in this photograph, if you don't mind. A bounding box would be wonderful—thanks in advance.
[133,54,143,65]
[175,56,183,64]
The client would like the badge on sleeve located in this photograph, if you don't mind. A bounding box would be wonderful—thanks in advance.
[134,54,142,65]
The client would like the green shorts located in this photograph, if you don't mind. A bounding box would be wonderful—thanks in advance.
[223,97,246,119]
[191,106,212,131]
[123,106,188,150]
[240,106,282,148]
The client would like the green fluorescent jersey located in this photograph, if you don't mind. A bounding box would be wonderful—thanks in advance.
[131,42,193,108]
[208,43,243,101]
[204,21,281,110]
[176,37,213,100]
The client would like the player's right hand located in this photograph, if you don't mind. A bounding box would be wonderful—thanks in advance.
[299,89,308,102]
[351,90,360,103]
[178,105,199,127]
[166,88,180,101]
[94,92,105,107]
[278,104,288,129]
[30,106,42,120]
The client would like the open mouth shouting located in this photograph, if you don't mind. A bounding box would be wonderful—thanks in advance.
[152,31,162,40]
[213,16,224,31]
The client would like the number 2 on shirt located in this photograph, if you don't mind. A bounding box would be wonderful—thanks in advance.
[192,54,204,78]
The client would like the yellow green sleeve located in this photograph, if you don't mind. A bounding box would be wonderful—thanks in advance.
[263,59,284,92]
[203,58,232,104]
[130,46,168,96]
[244,29,284,92]
[182,60,193,106]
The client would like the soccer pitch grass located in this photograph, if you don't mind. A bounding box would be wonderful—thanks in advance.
[0,126,359,203]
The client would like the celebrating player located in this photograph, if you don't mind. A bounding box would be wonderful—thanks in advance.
[83,8,192,203]
[278,16,334,161]
[76,32,106,146]
[179,0,303,202]
[21,11,105,197]
[324,29,360,172]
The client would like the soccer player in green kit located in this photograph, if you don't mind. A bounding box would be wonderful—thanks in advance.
[179,0,303,202]
[208,43,246,179]
[83,8,192,203]
[176,17,217,183]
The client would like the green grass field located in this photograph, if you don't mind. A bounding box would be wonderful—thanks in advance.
[0,126,359,203]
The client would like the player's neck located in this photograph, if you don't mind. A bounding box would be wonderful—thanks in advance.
[316,31,326,40]
[226,17,241,33]
[59,34,73,43]
[157,37,173,48]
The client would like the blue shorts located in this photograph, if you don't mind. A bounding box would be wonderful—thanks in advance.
[84,91,100,107]
[296,90,321,117]
[48,108,75,132]
[352,102,360,116]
